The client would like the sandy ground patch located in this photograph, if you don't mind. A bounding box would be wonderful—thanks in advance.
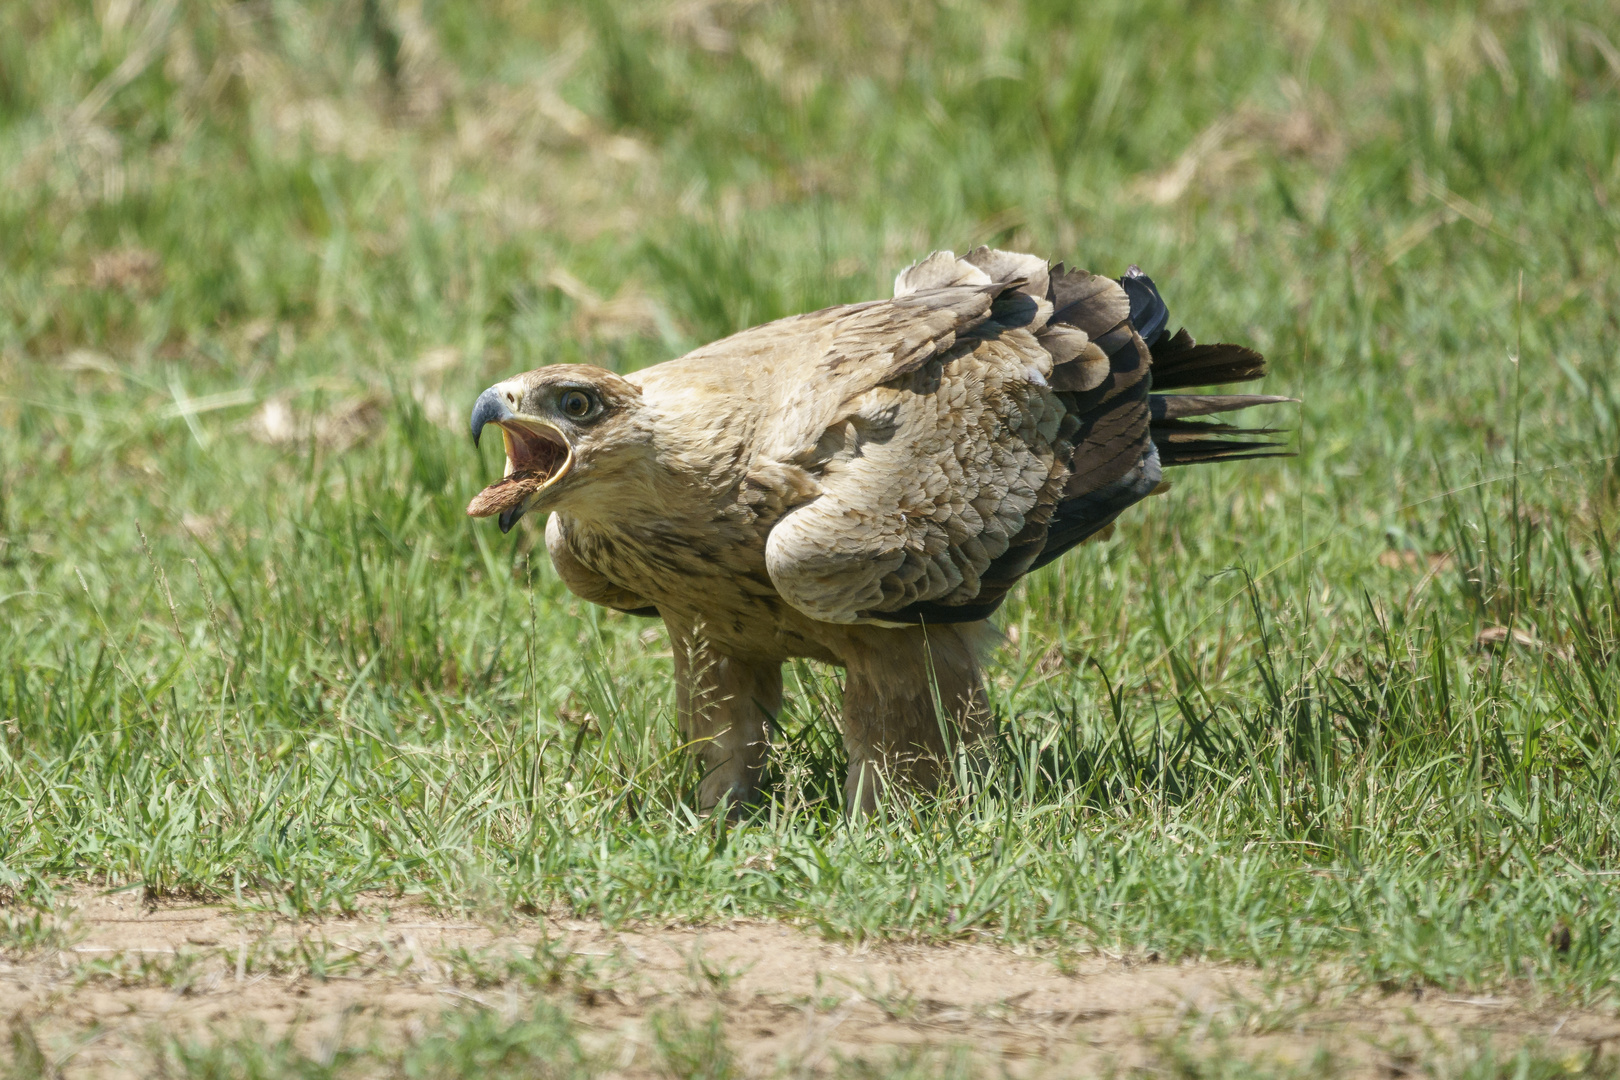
[1,892,1615,1077]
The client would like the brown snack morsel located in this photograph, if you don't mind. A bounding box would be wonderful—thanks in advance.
[466,470,550,517]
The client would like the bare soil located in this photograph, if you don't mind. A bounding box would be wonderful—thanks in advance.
[2,892,1616,1077]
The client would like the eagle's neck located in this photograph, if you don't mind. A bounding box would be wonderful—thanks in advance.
[555,400,778,604]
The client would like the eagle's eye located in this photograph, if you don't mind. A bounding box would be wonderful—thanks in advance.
[560,389,595,419]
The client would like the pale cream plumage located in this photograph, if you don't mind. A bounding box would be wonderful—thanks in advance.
[467,247,1287,813]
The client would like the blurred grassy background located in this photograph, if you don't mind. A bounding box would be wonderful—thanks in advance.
[3,0,1620,994]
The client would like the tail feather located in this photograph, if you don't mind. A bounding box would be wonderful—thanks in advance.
[1152,393,1295,420]
[1157,443,1292,466]
[1152,419,1292,467]
[1150,393,1295,466]
[1150,329,1267,390]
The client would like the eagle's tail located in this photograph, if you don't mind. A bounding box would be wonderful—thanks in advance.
[1120,268,1294,466]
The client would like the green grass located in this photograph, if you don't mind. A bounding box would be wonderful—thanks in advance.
[3,0,1620,1005]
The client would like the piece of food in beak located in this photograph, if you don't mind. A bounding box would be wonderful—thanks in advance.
[466,469,550,519]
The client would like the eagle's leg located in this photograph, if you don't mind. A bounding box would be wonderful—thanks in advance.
[839,621,995,815]
[668,621,780,813]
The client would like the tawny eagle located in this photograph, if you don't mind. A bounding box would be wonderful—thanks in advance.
[468,248,1286,813]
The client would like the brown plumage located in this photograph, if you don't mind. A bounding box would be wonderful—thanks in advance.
[467,248,1290,813]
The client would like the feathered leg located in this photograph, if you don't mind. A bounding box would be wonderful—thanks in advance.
[668,620,780,813]
[838,621,995,814]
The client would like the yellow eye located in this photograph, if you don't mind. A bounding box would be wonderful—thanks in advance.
[561,390,593,419]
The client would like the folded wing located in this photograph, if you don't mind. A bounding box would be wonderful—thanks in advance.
[763,248,1287,625]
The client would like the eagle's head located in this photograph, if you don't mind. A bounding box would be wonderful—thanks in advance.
[466,364,646,532]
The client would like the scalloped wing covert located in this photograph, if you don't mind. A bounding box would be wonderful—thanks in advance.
[762,249,1092,625]
[764,324,1071,623]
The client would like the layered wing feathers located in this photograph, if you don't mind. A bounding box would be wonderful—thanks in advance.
[759,248,1285,625]
[764,326,1068,623]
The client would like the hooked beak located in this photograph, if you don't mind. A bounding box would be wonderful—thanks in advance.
[467,386,574,532]
[469,387,510,448]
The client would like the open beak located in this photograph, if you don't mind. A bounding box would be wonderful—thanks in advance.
[467,387,574,532]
